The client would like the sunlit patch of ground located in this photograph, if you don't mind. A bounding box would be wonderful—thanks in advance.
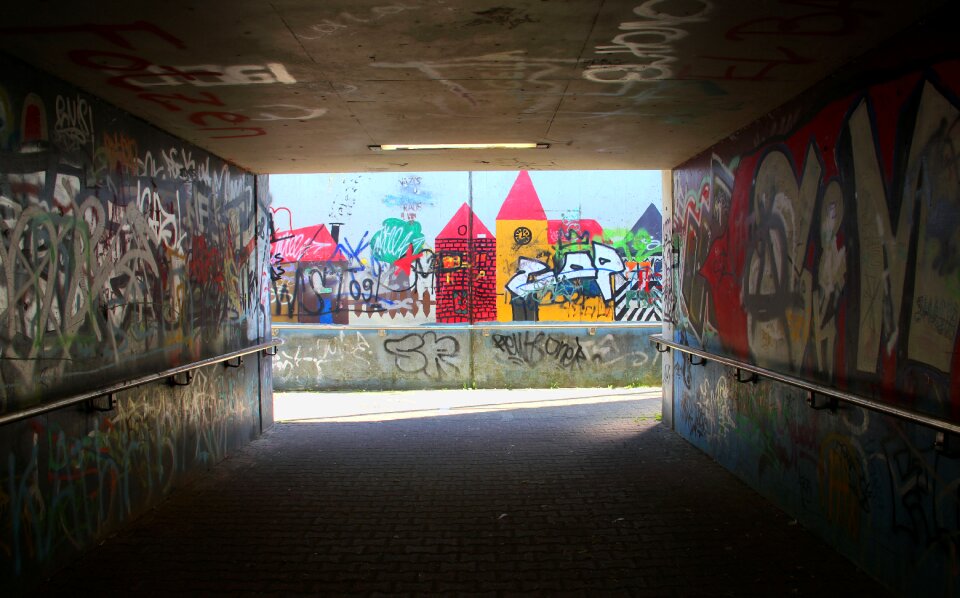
[275,387,661,423]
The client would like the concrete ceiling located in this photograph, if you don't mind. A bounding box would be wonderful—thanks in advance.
[0,1,947,173]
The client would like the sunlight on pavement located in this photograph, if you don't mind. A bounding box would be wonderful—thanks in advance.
[275,387,661,423]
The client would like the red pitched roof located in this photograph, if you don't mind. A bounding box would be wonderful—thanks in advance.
[437,202,494,239]
[496,171,546,221]
[271,224,344,263]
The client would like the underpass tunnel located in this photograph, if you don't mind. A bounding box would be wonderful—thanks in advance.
[0,1,958,595]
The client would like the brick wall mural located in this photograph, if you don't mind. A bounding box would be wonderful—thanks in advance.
[435,203,496,323]
[270,170,663,325]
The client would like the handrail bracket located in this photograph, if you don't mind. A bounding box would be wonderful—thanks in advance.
[169,371,194,387]
[935,432,960,456]
[224,356,244,368]
[735,367,759,384]
[688,354,707,366]
[86,393,116,413]
[807,390,838,412]
[655,342,670,353]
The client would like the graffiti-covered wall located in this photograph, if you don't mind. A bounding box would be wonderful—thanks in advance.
[273,325,661,392]
[0,60,267,414]
[269,170,663,325]
[669,38,960,595]
[0,54,272,591]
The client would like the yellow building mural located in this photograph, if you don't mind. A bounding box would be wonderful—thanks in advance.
[495,171,551,321]
[493,172,621,322]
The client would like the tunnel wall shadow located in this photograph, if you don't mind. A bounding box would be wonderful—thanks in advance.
[0,54,274,592]
[667,15,960,596]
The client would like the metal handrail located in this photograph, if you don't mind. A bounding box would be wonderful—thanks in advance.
[650,334,960,436]
[0,338,284,427]
[272,322,665,332]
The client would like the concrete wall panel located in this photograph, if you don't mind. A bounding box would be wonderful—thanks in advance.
[274,327,471,391]
[475,327,661,389]
[274,325,661,391]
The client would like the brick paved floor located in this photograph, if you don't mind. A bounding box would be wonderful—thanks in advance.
[33,393,888,596]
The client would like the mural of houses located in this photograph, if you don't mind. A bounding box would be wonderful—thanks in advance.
[435,203,497,323]
[495,171,550,322]
[267,170,663,325]
[495,171,625,323]
[269,223,348,324]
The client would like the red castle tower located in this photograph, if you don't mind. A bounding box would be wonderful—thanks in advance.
[435,203,496,323]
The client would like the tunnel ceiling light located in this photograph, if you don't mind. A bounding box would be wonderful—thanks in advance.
[370,143,549,151]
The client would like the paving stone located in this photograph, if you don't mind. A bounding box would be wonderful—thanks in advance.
[31,396,889,596]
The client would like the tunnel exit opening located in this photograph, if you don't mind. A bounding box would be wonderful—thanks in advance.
[267,169,665,398]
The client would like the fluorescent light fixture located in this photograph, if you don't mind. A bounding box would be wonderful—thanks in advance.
[370,143,549,151]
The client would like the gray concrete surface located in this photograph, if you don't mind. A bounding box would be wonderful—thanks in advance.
[272,326,662,392]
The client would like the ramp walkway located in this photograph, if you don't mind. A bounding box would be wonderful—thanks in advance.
[32,389,886,596]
